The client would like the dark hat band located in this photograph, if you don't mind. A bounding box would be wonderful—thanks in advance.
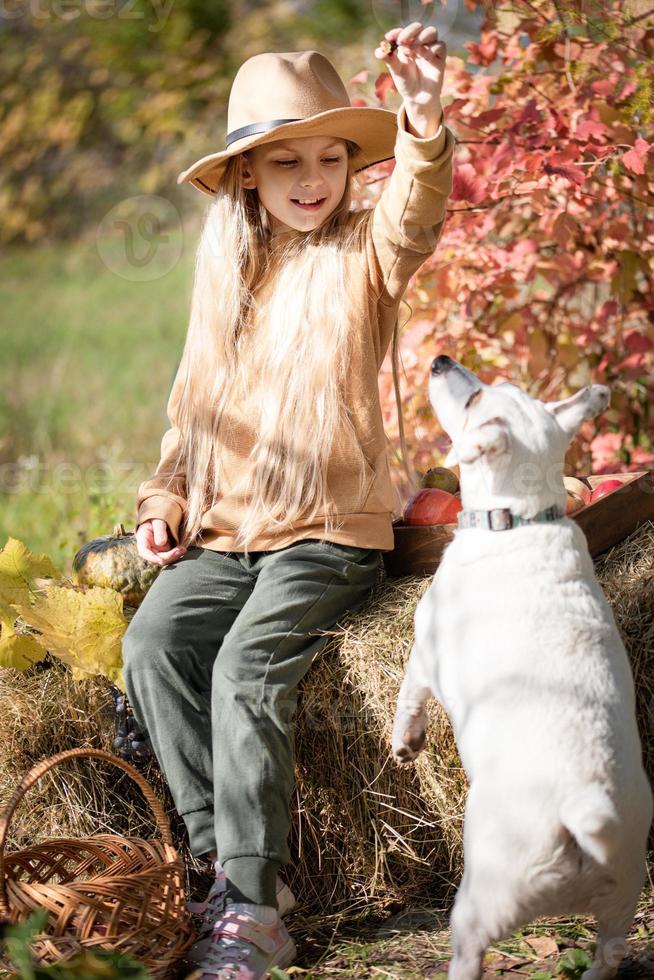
[225,119,301,147]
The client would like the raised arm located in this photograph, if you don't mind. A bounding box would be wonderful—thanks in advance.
[369,22,455,305]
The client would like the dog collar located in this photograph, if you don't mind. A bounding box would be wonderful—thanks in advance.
[457,504,566,531]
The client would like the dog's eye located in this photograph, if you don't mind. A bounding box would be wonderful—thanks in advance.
[465,390,482,409]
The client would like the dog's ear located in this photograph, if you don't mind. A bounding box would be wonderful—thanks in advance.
[544,385,610,440]
[449,417,510,466]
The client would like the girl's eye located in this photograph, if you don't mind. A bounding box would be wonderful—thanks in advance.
[274,157,342,167]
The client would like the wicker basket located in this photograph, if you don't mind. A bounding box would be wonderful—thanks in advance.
[0,747,195,979]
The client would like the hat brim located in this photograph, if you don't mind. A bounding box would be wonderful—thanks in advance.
[176,105,399,197]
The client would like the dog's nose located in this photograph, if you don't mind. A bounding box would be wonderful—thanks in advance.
[431,355,453,376]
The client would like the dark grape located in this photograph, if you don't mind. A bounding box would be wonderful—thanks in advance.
[109,684,152,763]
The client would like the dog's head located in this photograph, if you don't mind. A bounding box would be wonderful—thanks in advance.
[429,356,610,515]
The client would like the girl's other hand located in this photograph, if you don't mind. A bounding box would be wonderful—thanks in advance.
[375,21,446,111]
[136,518,187,566]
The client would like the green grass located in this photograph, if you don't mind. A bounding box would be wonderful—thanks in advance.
[0,219,199,574]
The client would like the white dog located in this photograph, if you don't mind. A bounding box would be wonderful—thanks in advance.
[391,355,653,980]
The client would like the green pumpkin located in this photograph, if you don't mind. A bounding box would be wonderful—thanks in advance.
[73,523,160,607]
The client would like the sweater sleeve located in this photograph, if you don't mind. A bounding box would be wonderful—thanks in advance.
[368,103,455,307]
[134,366,187,545]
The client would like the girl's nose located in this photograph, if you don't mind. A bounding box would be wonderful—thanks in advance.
[299,163,323,184]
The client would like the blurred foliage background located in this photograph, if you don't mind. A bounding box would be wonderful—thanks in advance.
[11,2,652,575]
[2,0,476,244]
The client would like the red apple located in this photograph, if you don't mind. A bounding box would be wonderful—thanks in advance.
[403,488,463,526]
[590,479,623,503]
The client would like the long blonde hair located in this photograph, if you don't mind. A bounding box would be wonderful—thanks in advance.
[166,141,412,555]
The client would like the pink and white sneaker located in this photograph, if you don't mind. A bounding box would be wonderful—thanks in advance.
[186,865,296,967]
[192,907,296,979]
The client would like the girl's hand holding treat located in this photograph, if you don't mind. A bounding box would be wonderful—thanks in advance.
[136,517,187,566]
[375,21,446,138]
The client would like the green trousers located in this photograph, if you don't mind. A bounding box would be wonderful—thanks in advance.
[122,539,381,907]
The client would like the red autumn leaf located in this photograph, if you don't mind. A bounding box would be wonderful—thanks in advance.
[622,138,650,175]
[619,80,638,99]
[553,211,579,247]
[465,31,498,67]
[486,141,519,180]
[374,71,396,105]
[591,79,616,95]
[467,108,505,127]
[597,354,612,376]
[511,98,542,132]
[630,447,654,467]
[591,431,623,464]
[543,161,586,185]
[451,163,488,205]
[519,150,548,176]
[624,330,653,354]
[574,118,609,142]
[614,352,648,373]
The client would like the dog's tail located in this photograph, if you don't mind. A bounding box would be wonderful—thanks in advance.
[559,787,620,868]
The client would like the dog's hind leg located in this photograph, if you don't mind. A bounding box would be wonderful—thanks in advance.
[581,894,642,980]
[391,643,432,764]
[448,878,494,980]
[448,782,535,980]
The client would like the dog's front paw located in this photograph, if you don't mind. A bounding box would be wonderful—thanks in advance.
[392,742,419,765]
[391,711,427,765]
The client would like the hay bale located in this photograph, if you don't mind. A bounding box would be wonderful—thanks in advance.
[287,574,466,914]
[0,522,652,920]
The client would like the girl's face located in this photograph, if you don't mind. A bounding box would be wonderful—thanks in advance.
[241,135,349,235]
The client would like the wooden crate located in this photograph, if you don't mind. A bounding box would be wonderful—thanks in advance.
[384,470,654,578]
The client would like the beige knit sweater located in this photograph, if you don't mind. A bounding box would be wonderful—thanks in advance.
[135,104,455,553]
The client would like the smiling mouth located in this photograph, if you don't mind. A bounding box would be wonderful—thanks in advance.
[291,198,326,210]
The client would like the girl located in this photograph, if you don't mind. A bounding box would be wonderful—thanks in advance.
[123,21,454,980]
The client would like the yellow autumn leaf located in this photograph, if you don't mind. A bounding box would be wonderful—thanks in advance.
[0,536,62,610]
[0,623,45,670]
[11,585,127,689]
[0,596,16,630]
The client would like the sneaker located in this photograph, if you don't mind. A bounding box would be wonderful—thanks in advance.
[186,869,296,965]
[193,907,296,979]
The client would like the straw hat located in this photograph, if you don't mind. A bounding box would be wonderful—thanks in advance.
[176,50,399,197]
